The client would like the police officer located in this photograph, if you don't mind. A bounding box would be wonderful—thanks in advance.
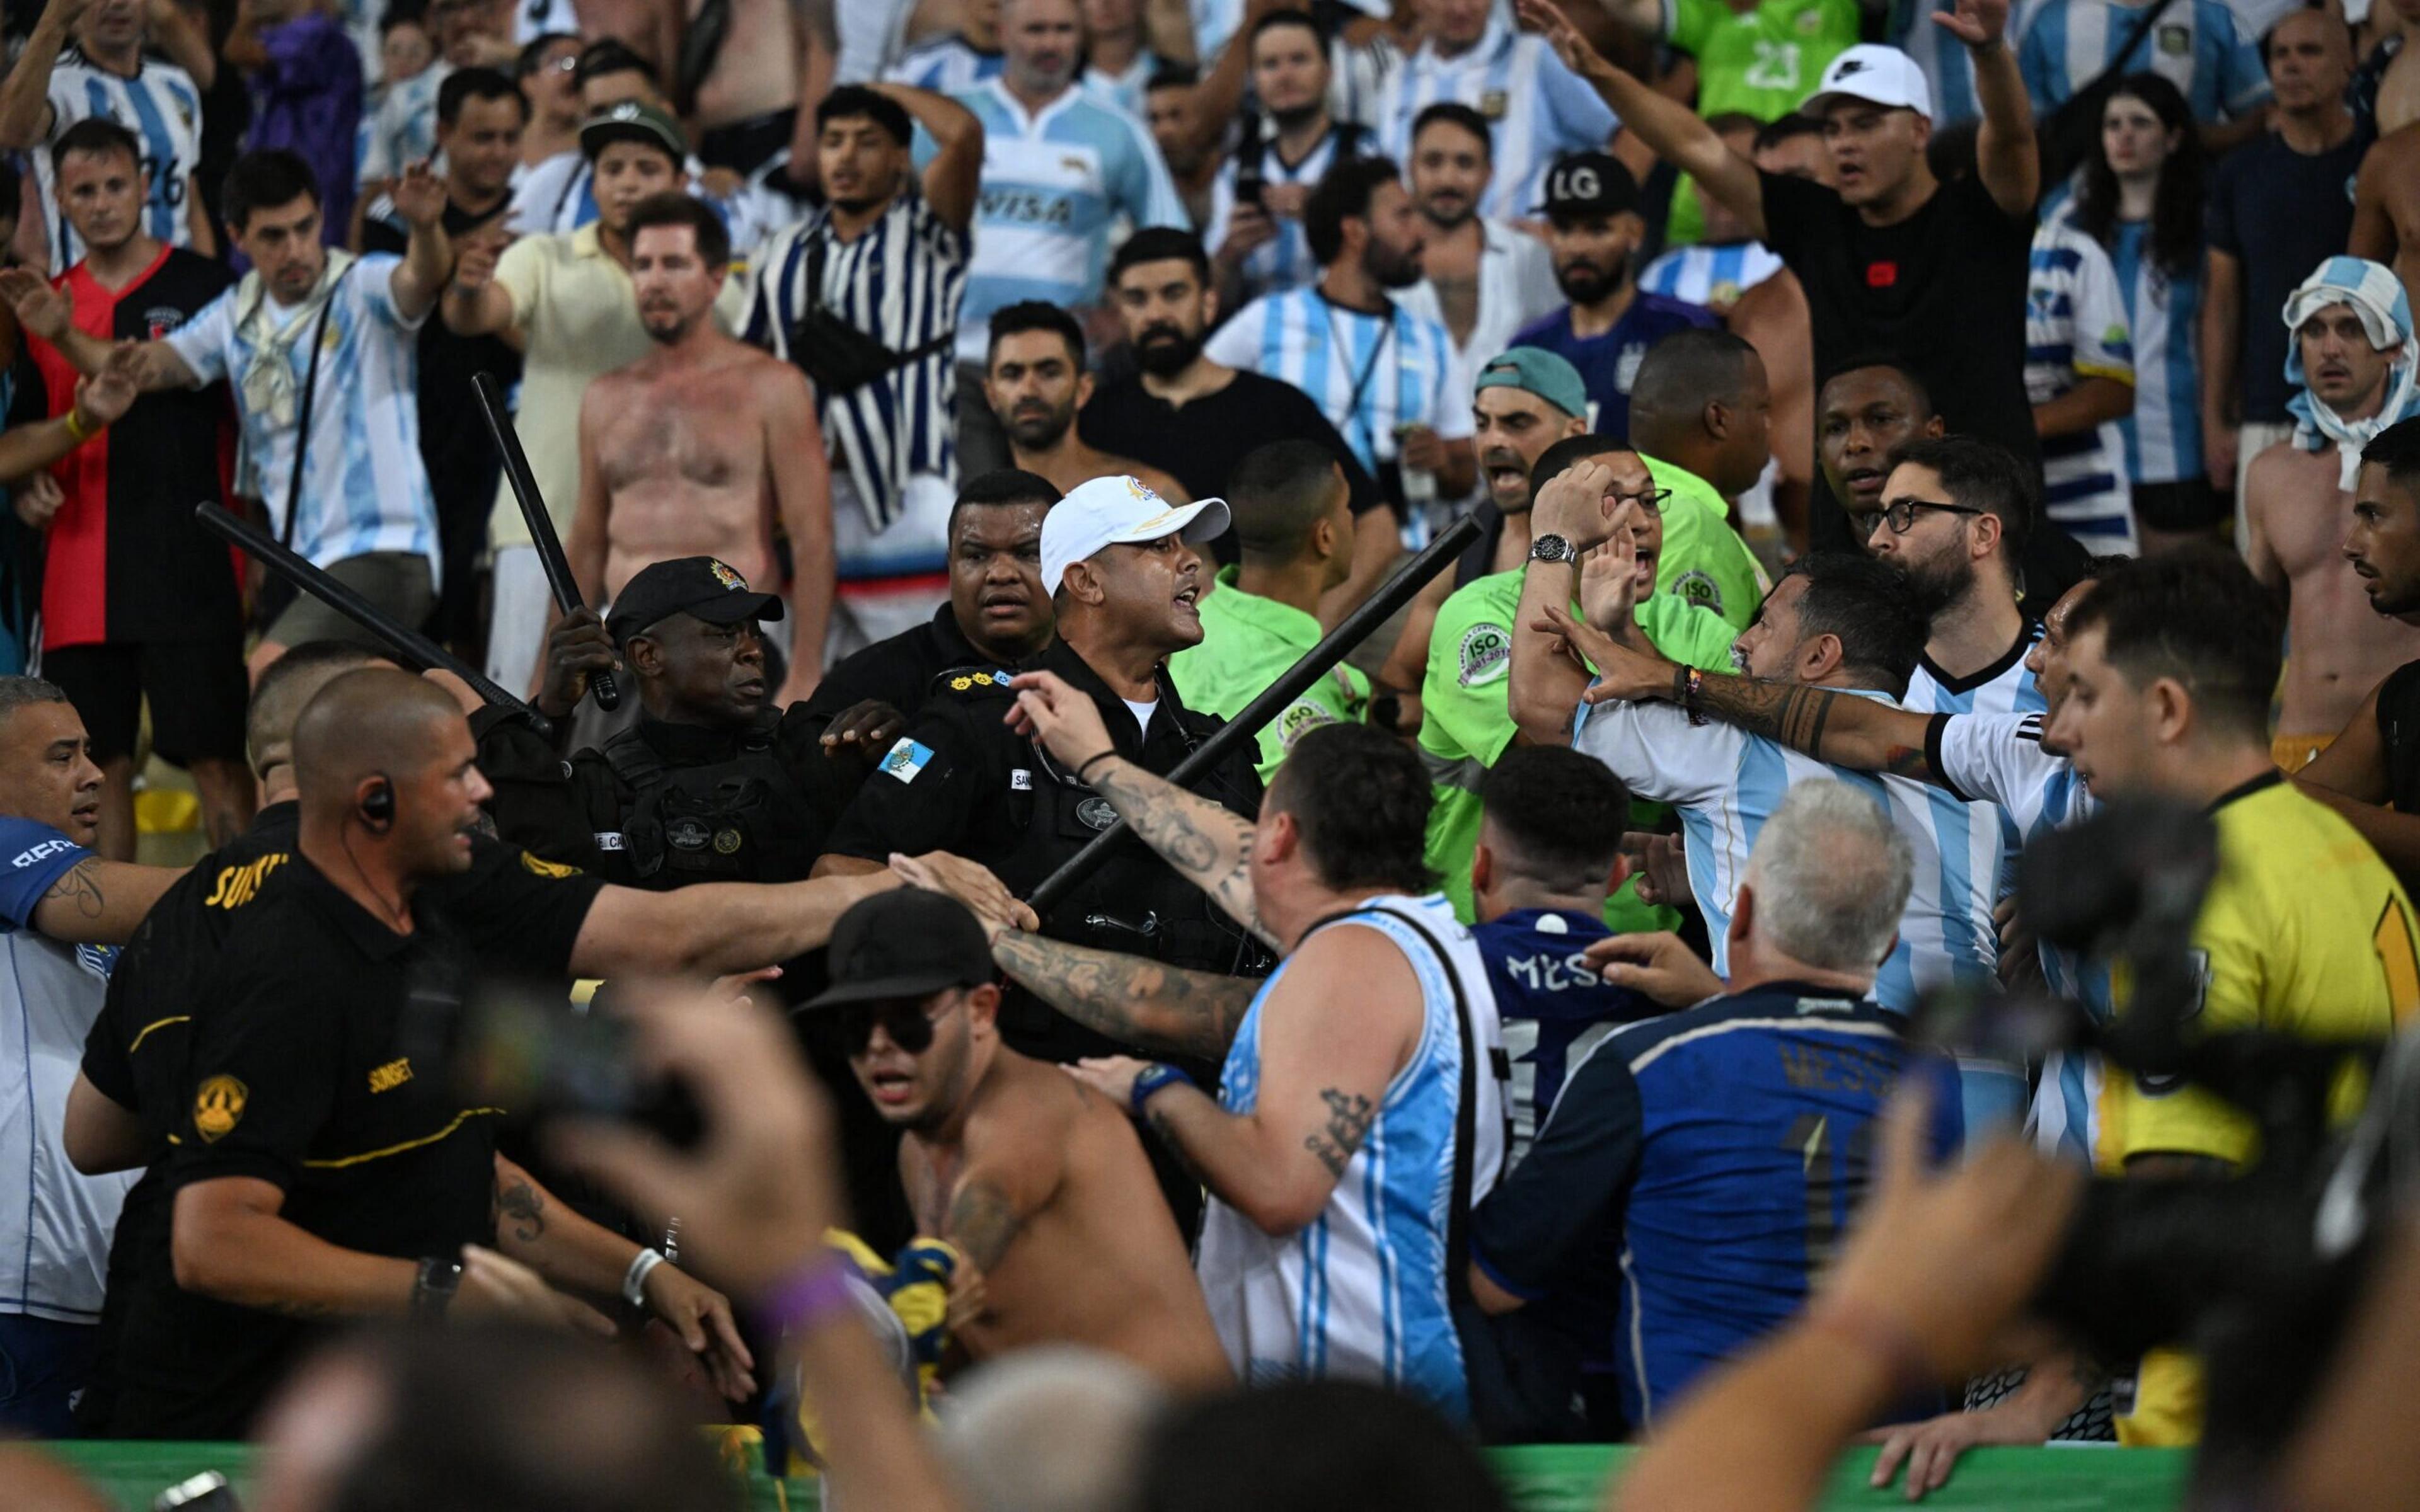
[814,475,1269,1068]
[797,469,1062,788]
[476,557,848,888]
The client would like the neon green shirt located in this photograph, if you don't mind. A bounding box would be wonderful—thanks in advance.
[1664,0,1861,121]
[1418,569,1739,928]
[1645,452,1771,633]
[1168,567,1369,783]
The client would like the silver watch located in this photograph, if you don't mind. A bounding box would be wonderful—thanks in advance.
[1529,534,1577,566]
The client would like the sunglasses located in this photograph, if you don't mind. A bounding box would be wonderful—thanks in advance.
[835,996,948,1057]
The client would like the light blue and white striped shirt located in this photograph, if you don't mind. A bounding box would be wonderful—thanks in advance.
[1084,50,1161,118]
[2026,218,2138,552]
[886,35,1004,94]
[1572,692,2003,1014]
[2102,217,2205,486]
[1192,0,1395,68]
[2018,0,2267,123]
[33,48,203,273]
[1903,631,2047,719]
[746,191,967,534]
[1205,123,1364,301]
[949,79,1189,364]
[1196,893,1506,1421]
[1375,9,1619,223]
[1894,0,2053,123]
[1203,287,1475,476]
[167,255,441,581]
[1638,240,1785,309]
[1933,709,2109,1162]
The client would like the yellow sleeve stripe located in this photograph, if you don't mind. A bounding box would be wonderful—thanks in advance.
[2074,362,2136,385]
[301,1107,506,1169]
[128,1015,191,1055]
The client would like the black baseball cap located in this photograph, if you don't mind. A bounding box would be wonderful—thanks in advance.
[1535,151,1640,222]
[802,890,996,1011]
[604,556,785,646]
[580,99,686,163]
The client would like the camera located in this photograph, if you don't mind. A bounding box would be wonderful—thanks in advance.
[403,972,701,1147]
[1918,800,2406,1491]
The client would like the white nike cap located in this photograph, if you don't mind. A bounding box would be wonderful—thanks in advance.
[1040,475,1231,595]
[1801,44,1934,120]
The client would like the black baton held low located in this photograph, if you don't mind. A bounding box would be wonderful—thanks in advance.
[474,371,621,711]
[196,501,555,741]
[1026,512,1484,915]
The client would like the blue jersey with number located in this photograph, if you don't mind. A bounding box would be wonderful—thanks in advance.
[1469,982,1961,1428]
[1471,907,1658,1167]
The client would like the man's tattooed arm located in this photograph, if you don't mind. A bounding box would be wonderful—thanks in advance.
[1088,758,1272,944]
[991,931,1258,1060]
[41,859,104,919]
[1683,677,1945,785]
[1302,1088,1377,1179]
[493,1175,547,1244]
[945,1179,1028,1273]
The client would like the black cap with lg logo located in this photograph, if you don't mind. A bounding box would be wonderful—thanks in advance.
[1534,151,1641,224]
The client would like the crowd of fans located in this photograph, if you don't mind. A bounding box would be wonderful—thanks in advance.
[0,0,2418,1506]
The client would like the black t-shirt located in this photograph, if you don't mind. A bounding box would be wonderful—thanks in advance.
[12,247,238,645]
[100,818,604,1439]
[2376,658,2420,815]
[2207,127,2368,424]
[800,601,996,734]
[1079,369,1385,566]
[1760,168,2037,469]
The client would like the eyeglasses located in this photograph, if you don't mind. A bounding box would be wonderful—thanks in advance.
[1608,486,1673,515]
[834,997,948,1057]
[1871,498,1986,536]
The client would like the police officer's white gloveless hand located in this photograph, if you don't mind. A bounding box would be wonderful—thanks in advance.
[889,851,1039,940]
[1003,671,1115,773]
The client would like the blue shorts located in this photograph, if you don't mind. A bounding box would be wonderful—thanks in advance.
[0,1313,98,1437]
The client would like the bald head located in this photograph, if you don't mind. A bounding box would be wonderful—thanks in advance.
[248,642,386,781]
[291,669,465,816]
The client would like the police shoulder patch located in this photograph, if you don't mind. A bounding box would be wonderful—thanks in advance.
[193,1074,248,1143]
[519,851,580,879]
[882,738,937,785]
[1457,622,1512,687]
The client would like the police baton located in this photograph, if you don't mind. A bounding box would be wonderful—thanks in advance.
[473,372,621,711]
[195,501,556,741]
[1026,512,1484,915]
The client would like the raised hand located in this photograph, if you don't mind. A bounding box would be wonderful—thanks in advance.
[1531,457,1620,550]
[534,607,618,719]
[391,157,449,229]
[0,268,71,345]
[452,228,514,292]
[1003,670,1118,773]
[1577,503,1642,635]
[1514,0,1615,79]
[1930,0,2011,49]
[74,342,144,428]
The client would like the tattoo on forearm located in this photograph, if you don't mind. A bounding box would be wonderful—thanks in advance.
[495,1179,546,1244]
[947,1179,1026,1272]
[1093,762,1265,938]
[43,861,103,919]
[992,931,1257,1060]
[1303,1088,1376,1179]
[1144,1102,1207,1181]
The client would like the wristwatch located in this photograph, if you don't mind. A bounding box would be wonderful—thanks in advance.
[1529,534,1577,566]
[412,1256,462,1324]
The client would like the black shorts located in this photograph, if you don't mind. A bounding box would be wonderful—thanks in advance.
[2132,478,2226,533]
[45,639,249,765]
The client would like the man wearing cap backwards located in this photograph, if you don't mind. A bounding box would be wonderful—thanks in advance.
[1509,151,1721,441]
[443,98,746,704]
[1514,0,2056,576]
[475,557,853,890]
[815,478,1267,1094]
[565,191,833,709]
[2248,258,2420,771]
[804,890,1230,1389]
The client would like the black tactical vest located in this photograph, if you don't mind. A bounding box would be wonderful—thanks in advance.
[601,715,827,888]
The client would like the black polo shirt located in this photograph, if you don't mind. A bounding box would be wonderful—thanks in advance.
[2377,659,2420,817]
[104,839,602,1439]
[799,600,1001,734]
[1078,369,1386,565]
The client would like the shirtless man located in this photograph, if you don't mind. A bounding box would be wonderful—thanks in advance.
[2352,123,2420,312]
[982,301,1189,503]
[810,888,1231,1390]
[686,0,805,173]
[2247,260,2420,770]
[567,192,832,707]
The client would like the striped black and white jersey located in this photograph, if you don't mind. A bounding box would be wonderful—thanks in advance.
[745,190,968,534]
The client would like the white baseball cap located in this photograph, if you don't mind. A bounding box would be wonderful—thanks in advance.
[1801,45,1934,119]
[1039,475,1231,595]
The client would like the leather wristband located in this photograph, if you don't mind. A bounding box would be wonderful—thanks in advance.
[1075,748,1118,783]
[1128,1062,1194,1117]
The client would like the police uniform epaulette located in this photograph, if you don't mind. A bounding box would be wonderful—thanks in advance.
[930,667,1017,697]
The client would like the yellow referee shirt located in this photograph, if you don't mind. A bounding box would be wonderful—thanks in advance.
[2098,771,2419,1445]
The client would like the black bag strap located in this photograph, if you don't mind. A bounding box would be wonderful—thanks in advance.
[279,266,346,551]
[1303,901,1495,1306]
[2068,0,2187,121]
[794,222,957,374]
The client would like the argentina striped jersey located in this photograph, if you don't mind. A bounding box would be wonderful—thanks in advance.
[2104,217,2205,486]
[1572,693,2003,1013]
[34,49,202,273]
[2017,0,2267,123]
[886,35,1004,94]
[948,79,1189,364]
[1375,11,1618,224]
[1205,123,1363,300]
[2026,218,2137,551]
[1638,240,1784,310]
[1203,288,1473,476]
[1195,894,1507,1421]
[746,192,967,533]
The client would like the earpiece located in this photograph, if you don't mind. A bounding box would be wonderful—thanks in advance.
[360,774,395,833]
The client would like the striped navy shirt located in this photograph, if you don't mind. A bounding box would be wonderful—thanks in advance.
[746,191,967,533]
[33,47,203,273]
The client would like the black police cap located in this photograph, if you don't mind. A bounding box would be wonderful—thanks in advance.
[802,890,997,1011]
[605,556,785,646]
